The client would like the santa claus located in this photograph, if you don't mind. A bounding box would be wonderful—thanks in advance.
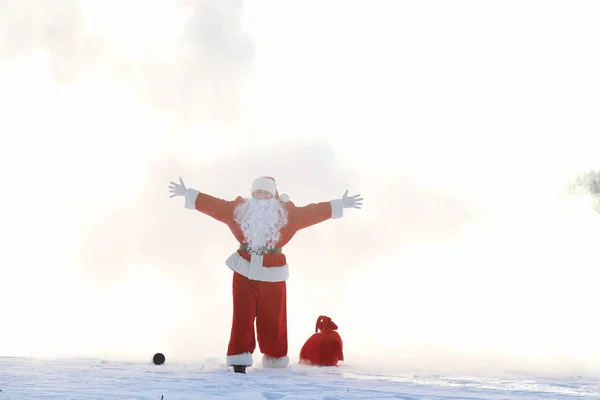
[168,176,363,373]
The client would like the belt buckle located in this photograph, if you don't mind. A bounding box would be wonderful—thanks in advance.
[246,245,265,255]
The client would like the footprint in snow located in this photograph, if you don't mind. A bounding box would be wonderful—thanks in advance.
[262,392,286,399]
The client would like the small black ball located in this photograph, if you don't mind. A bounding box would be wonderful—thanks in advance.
[153,353,166,365]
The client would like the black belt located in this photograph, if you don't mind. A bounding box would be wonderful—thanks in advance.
[239,243,283,254]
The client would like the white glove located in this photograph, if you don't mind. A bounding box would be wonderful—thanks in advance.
[169,177,188,198]
[342,190,363,209]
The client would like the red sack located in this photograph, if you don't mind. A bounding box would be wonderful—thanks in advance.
[299,315,344,366]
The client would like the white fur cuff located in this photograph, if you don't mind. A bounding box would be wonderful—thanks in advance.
[330,199,344,219]
[262,355,289,368]
[226,352,253,366]
[184,189,200,209]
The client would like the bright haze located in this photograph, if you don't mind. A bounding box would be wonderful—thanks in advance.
[1,0,599,378]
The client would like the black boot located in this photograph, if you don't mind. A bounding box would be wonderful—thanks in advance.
[233,365,246,374]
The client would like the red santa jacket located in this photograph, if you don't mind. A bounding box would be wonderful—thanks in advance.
[183,189,344,282]
[299,315,344,367]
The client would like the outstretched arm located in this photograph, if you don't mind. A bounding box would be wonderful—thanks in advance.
[169,177,237,223]
[290,190,363,230]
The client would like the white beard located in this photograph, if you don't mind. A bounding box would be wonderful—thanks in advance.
[233,198,288,253]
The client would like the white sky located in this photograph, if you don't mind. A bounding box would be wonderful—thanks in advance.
[0,0,599,376]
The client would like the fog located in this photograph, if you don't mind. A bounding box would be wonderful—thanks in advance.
[1,0,600,379]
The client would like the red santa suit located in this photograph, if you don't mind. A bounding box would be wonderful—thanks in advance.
[183,176,345,369]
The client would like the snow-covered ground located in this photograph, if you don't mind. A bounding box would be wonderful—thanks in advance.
[2,356,599,400]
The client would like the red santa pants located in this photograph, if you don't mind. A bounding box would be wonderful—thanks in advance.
[227,272,287,361]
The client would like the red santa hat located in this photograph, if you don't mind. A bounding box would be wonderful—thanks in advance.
[251,176,290,202]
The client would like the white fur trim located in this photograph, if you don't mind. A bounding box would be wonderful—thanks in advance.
[262,355,289,368]
[279,193,290,203]
[185,189,200,209]
[226,352,253,366]
[225,251,289,282]
[251,177,277,197]
[330,199,344,219]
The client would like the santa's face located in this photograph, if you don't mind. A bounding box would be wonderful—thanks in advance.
[234,197,288,253]
[252,189,273,199]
